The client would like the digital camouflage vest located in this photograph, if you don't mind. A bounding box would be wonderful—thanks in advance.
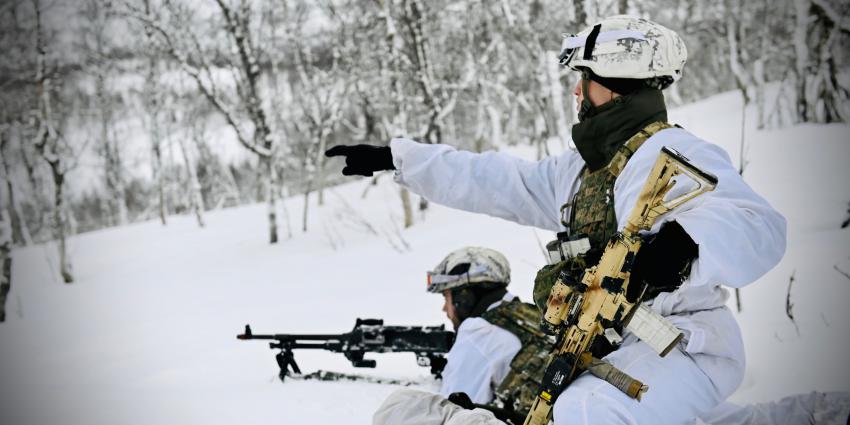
[568,121,675,246]
[480,298,553,418]
[533,121,674,313]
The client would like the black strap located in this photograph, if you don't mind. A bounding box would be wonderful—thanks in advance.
[583,24,602,60]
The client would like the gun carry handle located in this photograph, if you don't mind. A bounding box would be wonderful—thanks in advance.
[355,318,384,327]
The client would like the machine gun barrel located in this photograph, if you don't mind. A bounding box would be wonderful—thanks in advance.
[237,326,347,342]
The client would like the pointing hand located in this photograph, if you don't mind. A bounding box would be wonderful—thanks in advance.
[325,144,395,177]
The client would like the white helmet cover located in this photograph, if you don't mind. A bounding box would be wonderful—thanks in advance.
[559,15,687,85]
[426,247,511,293]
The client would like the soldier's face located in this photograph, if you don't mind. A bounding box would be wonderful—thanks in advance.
[442,290,461,329]
[573,77,618,110]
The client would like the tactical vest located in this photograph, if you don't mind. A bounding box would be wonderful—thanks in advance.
[533,122,675,317]
[480,298,553,418]
[565,121,675,247]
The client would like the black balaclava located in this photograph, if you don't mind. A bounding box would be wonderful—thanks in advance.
[450,286,507,324]
[572,69,668,172]
[445,263,507,326]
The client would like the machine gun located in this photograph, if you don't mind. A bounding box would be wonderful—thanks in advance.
[524,147,718,425]
[237,318,455,382]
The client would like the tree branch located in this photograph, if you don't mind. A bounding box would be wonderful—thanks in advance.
[785,270,800,336]
[811,0,850,36]
[120,3,271,158]
[835,264,850,280]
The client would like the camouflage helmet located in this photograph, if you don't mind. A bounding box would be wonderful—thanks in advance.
[559,15,688,90]
[426,247,511,294]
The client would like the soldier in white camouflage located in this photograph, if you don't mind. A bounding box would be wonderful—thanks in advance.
[374,247,550,425]
[338,15,788,425]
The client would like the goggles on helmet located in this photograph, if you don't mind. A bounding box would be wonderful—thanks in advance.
[426,264,492,293]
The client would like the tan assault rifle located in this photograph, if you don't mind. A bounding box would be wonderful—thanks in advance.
[523,147,718,425]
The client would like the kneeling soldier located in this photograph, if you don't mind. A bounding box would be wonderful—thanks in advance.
[374,247,549,425]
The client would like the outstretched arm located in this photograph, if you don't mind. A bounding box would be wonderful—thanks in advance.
[389,138,581,232]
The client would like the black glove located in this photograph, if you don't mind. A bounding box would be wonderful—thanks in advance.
[628,221,698,301]
[324,144,394,177]
[447,392,475,410]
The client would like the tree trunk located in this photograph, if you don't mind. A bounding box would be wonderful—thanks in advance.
[263,156,279,243]
[791,0,847,124]
[316,133,329,207]
[279,178,293,239]
[302,189,310,233]
[50,164,73,283]
[147,83,167,225]
[574,0,588,27]
[0,129,32,245]
[153,140,167,225]
[0,210,12,322]
[178,136,205,228]
[381,0,415,228]
[726,15,752,105]
[486,105,503,149]
[96,70,128,227]
[753,58,767,129]
[142,0,166,225]
[2,176,29,245]
[401,188,413,228]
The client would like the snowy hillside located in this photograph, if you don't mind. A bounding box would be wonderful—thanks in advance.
[1,90,849,425]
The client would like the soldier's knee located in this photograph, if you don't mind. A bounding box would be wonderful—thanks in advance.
[373,389,460,425]
[552,385,638,425]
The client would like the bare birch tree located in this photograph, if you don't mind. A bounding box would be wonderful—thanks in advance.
[0,122,34,247]
[398,0,459,146]
[33,0,74,283]
[173,104,205,227]
[81,0,129,227]
[286,7,350,231]
[376,0,415,227]
[793,0,849,123]
[125,0,284,243]
[0,209,11,321]
[0,4,36,246]
[140,0,168,225]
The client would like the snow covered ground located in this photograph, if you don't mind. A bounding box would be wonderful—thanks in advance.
[1,90,849,425]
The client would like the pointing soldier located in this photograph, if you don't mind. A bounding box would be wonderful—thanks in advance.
[335,15,787,425]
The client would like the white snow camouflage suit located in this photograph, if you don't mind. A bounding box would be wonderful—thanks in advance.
[382,127,787,425]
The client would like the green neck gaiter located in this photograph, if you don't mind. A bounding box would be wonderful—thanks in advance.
[572,88,668,172]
